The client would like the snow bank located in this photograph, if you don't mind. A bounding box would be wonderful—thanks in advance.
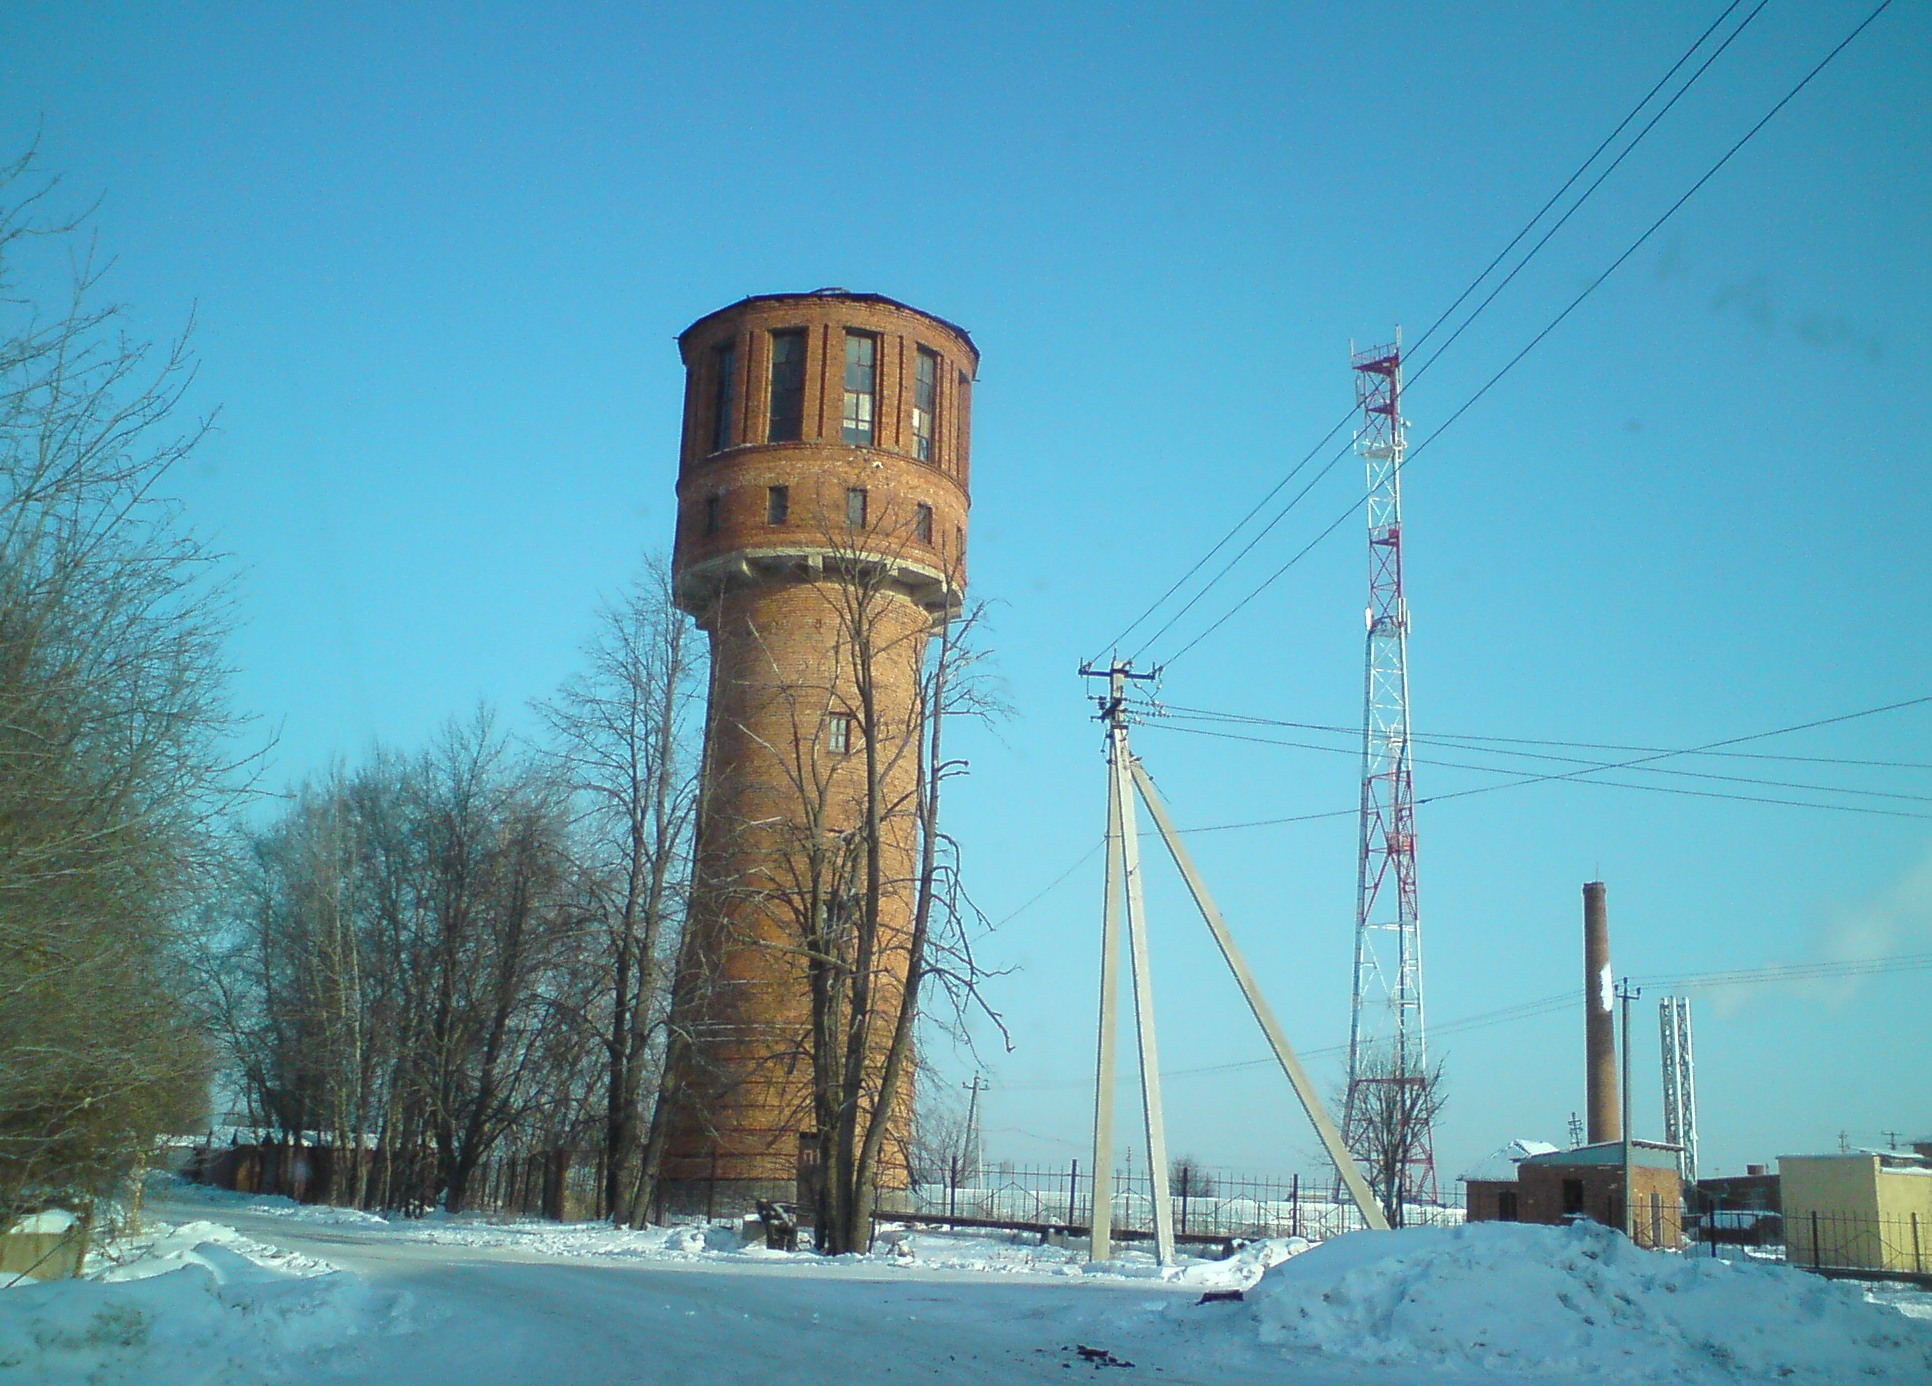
[1178,1235,1310,1291]
[1244,1220,1932,1381]
[0,1219,422,1385]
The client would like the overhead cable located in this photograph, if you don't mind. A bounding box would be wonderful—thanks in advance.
[1103,0,1761,668]
[1152,0,1897,669]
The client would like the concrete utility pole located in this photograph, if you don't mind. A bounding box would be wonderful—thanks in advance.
[961,1076,985,1183]
[1617,977,1641,1239]
[1079,661,1388,1263]
[1083,661,1169,1263]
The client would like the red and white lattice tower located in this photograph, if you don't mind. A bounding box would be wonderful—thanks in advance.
[1342,334,1437,1207]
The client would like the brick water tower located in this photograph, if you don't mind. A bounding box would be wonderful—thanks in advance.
[659,290,976,1214]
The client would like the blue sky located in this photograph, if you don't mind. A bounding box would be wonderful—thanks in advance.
[5,1,1928,1183]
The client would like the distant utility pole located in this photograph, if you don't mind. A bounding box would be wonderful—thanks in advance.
[1617,978,1640,1239]
[1344,331,1437,1207]
[1568,1111,1585,1149]
[961,1076,985,1181]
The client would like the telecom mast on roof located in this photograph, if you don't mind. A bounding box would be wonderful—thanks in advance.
[1343,333,1438,1209]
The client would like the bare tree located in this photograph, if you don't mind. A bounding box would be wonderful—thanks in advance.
[685,501,1001,1254]
[535,561,703,1223]
[1341,1050,1447,1228]
[0,148,242,1214]
[210,716,591,1214]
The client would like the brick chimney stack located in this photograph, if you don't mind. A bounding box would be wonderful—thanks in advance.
[1584,880,1620,1145]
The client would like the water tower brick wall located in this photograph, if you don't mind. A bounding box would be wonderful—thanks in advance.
[660,292,974,1212]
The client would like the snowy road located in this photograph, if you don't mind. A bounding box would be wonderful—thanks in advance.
[10,1190,1923,1385]
[147,1198,1385,1385]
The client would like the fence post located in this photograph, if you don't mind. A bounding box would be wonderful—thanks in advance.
[948,1156,958,1220]
[1810,1210,1821,1270]
[706,1150,717,1223]
[1068,1161,1079,1228]
[1177,1164,1191,1234]
[1914,1212,1923,1274]
[1291,1174,1300,1239]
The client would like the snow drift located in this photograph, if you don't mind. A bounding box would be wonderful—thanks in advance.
[0,1220,421,1385]
[1244,1220,1932,1381]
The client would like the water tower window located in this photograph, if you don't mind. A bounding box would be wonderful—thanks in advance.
[825,712,855,755]
[914,503,934,544]
[955,368,971,471]
[768,330,807,442]
[766,485,790,525]
[912,347,939,461]
[846,487,868,528]
[841,331,877,446]
[711,339,737,452]
[704,494,721,535]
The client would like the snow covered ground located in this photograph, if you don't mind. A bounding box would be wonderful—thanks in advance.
[2,1180,1928,1384]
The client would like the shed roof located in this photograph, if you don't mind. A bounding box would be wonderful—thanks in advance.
[1521,1140,1682,1171]
[1460,1139,1560,1183]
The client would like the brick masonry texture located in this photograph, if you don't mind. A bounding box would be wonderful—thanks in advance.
[661,292,975,1200]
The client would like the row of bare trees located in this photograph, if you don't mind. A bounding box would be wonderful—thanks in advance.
[0,149,999,1242]
[204,571,703,1217]
[0,152,240,1217]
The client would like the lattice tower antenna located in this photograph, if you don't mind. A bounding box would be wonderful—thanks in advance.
[1660,996,1699,1182]
[1343,333,1437,1206]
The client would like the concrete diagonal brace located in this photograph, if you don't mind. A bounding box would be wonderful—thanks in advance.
[1128,758,1389,1232]
[1117,744,1178,1266]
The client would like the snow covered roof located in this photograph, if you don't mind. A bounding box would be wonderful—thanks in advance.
[1459,1139,1560,1183]
[1522,1140,1682,1171]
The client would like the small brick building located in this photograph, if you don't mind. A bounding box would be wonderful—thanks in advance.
[1466,1139,1684,1248]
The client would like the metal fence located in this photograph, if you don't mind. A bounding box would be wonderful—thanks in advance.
[182,1141,1929,1286]
[1782,1209,1930,1279]
[880,1162,1465,1242]
[187,1138,610,1221]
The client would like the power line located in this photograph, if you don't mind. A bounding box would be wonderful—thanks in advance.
[1401,0,1892,468]
[1127,437,1355,664]
[994,952,1932,1090]
[1157,722,1932,820]
[1406,0,1749,360]
[1157,704,1932,772]
[1148,693,1932,821]
[1153,718,1932,805]
[1406,0,1769,386]
[1093,2,1756,665]
[993,838,1102,926]
[1093,414,1354,662]
[1151,0,1897,669]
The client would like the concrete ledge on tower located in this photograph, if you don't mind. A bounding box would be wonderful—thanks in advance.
[674,546,962,622]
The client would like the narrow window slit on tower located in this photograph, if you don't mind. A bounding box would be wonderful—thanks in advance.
[914,503,934,544]
[954,368,970,473]
[768,330,806,442]
[711,339,737,451]
[846,487,867,528]
[913,347,939,461]
[842,331,876,446]
[704,494,721,535]
[766,485,789,525]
